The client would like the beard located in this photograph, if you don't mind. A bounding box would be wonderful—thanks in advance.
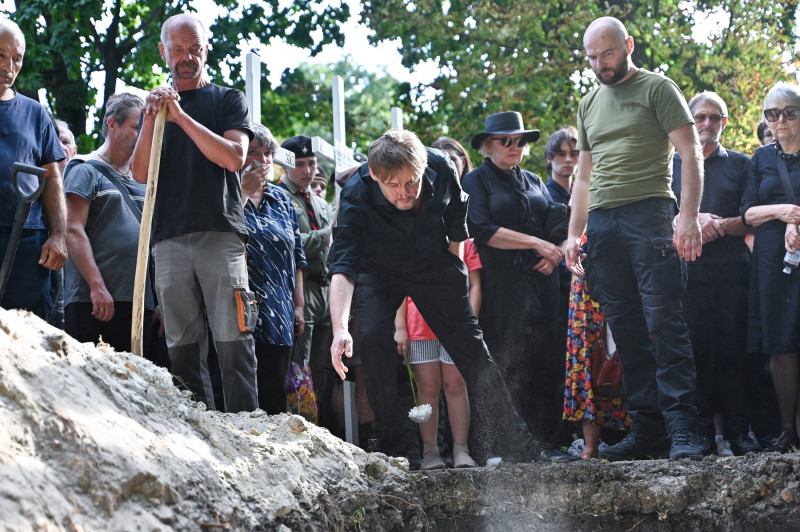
[173,61,199,79]
[594,58,629,86]
[697,128,721,145]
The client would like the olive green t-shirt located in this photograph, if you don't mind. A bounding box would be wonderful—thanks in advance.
[577,69,693,210]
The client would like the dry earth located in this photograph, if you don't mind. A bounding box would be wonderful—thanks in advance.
[2,308,800,531]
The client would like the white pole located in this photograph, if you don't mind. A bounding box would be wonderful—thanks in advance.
[332,75,347,148]
[331,75,359,445]
[245,53,294,169]
[391,107,403,130]
[245,53,261,125]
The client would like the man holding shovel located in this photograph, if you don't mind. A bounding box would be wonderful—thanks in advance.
[0,18,67,319]
[131,13,257,413]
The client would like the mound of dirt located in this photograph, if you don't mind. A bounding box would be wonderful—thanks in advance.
[0,309,422,530]
[4,308,800,532]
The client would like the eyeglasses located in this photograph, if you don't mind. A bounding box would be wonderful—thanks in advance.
[764,106,800,123]
[693,113,724,124]
[492,136,528,148]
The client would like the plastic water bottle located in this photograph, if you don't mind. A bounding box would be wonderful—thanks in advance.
[783,248,800,274]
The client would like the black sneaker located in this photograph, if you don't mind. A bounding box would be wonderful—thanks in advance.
[599,429,669,461]
[730,433,763,455]
[669,428,704,460]
[765,430,798,453]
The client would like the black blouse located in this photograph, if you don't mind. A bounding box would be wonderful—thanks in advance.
[462,158,552,272]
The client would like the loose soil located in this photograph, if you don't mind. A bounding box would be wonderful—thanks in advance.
[2,308,799,531]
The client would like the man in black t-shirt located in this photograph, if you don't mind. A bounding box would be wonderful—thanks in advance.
[132,13,257,413]
[672,91,761,456]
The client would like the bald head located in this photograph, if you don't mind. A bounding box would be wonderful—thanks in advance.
[160,14,207,45]
[0,18,25,50]
[0,18,25,99]
[583,17,628,48]
[158,14,209,89]
[583,16,636,86]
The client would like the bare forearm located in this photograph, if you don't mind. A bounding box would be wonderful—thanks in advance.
[294,269,305,308]
[330,273,355,333]
[468,270,482,316]
[679,159,704,219]
[567,175,589,241]
[448,239,464,259]
[394,298,408,331]
[743,204,800,228]
[673,124,704,218]
[172,113,246,172]
[717,216,749,237]
[486,227,544,250]
[66,228,106,292]
[42,163,66,238]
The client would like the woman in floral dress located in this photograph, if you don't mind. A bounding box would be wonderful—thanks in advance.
[564,266,631,459]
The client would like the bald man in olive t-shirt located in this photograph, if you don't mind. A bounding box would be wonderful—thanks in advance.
[565,16,705,461]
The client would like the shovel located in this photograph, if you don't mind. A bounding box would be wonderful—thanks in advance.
[0,163,49,304]
[131,107,167,356]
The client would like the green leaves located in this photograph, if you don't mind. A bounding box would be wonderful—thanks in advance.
[3,0,349,151]
[363,0,798,172]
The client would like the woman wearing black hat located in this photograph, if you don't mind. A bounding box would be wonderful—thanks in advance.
[462,111,567,457]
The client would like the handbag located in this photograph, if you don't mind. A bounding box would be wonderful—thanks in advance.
[544,201,570,244]
[589,328,624,398]
[284,342,319,424]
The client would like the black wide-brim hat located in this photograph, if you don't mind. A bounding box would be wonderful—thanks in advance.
[470,111,541,149]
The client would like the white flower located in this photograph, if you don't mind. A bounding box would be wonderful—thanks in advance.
[408,403,432,423]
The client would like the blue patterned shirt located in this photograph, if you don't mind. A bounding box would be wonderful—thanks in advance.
[245,184,307,345]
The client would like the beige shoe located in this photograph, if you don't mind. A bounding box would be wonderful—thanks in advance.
[453,442,477,468]
[421,443,445,470]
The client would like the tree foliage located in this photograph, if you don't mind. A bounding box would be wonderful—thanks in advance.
[260,56,403,156]
[4,0,349,150]
[362,0,799,173]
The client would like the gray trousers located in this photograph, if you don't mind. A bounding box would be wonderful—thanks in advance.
[153,231,258,413]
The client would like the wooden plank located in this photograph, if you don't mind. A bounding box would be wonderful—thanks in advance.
[343,380,359,446]
[273,147,296,169]
[311,137,335,163]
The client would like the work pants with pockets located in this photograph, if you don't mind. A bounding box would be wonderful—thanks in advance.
[585,197,698,436]
[153,231,258,413]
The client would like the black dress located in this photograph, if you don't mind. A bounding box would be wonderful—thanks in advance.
[462,158,562,448]
[741,143,800,354]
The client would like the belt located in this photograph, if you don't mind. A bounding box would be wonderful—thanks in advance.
[305,272,330,286]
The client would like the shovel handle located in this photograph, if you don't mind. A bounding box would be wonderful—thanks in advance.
[12,163,48,204]
[131,106,167,357]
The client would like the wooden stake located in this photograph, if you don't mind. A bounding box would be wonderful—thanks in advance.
[131,107,167,356]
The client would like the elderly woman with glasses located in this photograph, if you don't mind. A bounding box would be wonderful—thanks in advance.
[462,111,571,460]
[741,82,800,452]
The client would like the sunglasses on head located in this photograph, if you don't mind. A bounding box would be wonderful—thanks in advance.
[764,106,800,123]
[492,136,528,148]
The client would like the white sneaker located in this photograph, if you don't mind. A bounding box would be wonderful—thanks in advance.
[716,438,734,457]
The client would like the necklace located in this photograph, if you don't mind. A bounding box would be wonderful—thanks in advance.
[95,152,131,177]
